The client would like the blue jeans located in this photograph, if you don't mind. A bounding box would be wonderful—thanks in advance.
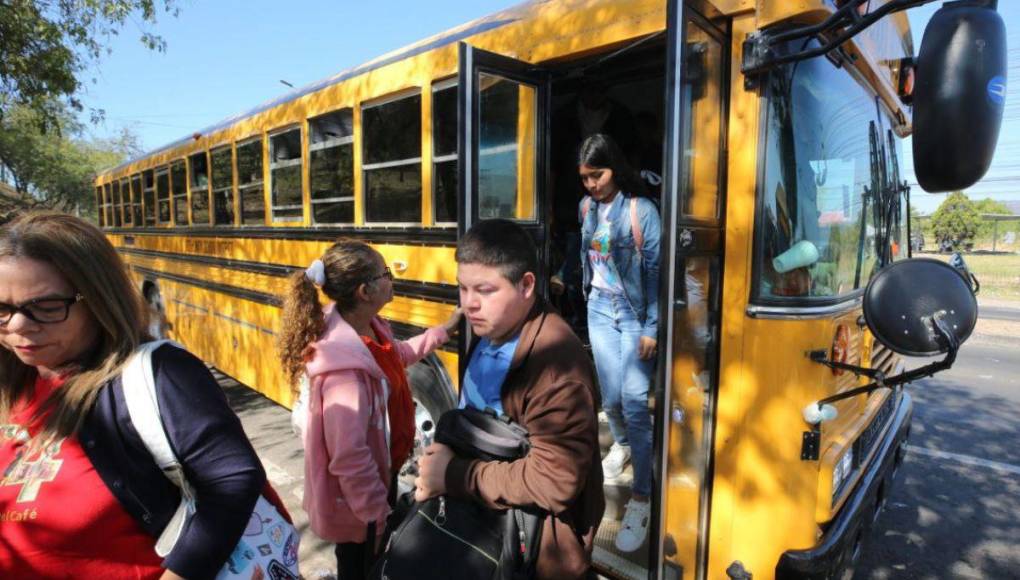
[588,288,654,497]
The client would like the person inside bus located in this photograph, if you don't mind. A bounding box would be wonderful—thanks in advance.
[577,133,661,552]
[277,238,461,580]
[0,212,266,579]
[414,218,605,580]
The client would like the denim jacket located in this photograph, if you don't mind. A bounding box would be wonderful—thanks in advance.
[579,192,661,338]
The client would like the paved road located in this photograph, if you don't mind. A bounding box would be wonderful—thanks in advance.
[854,336,1020,579]
[979,305,1020,323]
[217,374,339,579]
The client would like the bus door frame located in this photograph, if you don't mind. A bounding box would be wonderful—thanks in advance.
[456,42,552,373]
[656,1,730,579]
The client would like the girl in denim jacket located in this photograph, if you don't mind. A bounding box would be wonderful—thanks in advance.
[577,134,661,553]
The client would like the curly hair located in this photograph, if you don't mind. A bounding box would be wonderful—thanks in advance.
[277,238,381,387]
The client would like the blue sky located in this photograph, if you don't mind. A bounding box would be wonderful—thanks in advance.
[80,1,1019,215]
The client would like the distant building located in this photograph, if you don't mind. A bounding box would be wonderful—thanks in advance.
[1005,200,1020,216]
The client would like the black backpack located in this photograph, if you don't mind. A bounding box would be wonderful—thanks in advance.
[372,407,544,580]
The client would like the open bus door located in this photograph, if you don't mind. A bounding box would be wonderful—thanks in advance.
[456,42,550,271]
[456,42,551,373]
[654,2,728,579]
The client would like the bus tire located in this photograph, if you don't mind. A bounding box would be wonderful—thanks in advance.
[142,280,168,339]
[398,355,457,490]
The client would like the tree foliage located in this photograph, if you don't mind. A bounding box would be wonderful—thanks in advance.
[0,0,178,126]
[930,191,981,250]
[972,198,1012,238]
[0,99,139,223]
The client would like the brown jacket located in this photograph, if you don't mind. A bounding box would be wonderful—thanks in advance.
[446,302,606,579]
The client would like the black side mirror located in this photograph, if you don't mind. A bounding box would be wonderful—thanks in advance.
[804,258,978,425]
[912,1,1007,193]
[863,258,977,356]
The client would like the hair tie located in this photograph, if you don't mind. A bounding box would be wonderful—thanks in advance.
[305,259,327,287]
[640,169,662,186]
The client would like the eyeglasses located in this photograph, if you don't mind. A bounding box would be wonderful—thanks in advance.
[0,294,84,326]
[367,267,393,283]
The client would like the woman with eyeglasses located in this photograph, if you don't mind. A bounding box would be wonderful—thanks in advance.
[277,238,460,579]
[0,212,266,579]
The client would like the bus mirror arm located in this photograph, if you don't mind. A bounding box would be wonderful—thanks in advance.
[740,0,993,80]
[806,312,959,424]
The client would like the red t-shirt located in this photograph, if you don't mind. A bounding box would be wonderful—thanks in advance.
[362,334,415,472]
[0,375,165,578]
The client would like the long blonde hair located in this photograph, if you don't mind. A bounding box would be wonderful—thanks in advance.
[277,238,381,387]
[0,212,148,447]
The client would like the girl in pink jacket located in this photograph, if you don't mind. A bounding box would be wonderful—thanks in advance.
[277,238,460,579]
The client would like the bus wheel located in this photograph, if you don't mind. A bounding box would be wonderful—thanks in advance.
[142,281,168,339]
[398,361,455,492]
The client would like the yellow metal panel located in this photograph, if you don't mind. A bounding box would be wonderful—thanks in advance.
[302,120,312,225]
[707,12,760,577]
[110,233,459,287]
[422,82,435,226]
[354,105,365,226]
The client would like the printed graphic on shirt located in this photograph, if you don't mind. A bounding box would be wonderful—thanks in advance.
[589,219,621,289]
[0,426,64,504]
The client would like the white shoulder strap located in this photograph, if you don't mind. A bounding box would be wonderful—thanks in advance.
[122,339,195,557]
[123,340,178,470]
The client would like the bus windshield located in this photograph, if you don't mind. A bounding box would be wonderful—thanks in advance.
[754,53,897,303]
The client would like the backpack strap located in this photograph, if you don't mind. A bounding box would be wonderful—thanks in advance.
[630,197,643,258]
[122,339,196,557]
[580,196,592,223]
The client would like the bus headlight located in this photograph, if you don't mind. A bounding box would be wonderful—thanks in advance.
[832,447,855,501]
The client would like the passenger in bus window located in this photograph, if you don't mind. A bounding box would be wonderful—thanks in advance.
[0,212,267,580]
[414,219,605,579]
[577,133,661,553]
[277,239,461,580]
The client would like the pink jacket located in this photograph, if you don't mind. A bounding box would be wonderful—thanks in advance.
[302,304,450,543]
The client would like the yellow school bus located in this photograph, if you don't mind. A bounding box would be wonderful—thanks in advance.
[94,0,1005,578]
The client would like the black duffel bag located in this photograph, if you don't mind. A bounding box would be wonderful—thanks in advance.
[372,407,544,580]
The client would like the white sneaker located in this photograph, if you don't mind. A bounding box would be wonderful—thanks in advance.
[602,443,631,479]
[615,499,651,552]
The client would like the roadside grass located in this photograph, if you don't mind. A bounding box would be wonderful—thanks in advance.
[916,252,1020,301]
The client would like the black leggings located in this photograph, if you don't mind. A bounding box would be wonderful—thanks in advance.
[336,475,397,579]
[335,537,372,580]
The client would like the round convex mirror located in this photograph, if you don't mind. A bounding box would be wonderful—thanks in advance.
[863,258,977,357]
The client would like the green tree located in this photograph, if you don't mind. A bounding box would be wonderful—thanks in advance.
[972,198,1011,238]
[0,99,138,222]
[0,0,178,127]
[930,191,981,251]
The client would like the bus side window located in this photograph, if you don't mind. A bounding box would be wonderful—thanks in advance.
[432,81,458,225]
[143,170,157,227]
[237,138,265,225]
[131,174,143,226]
[309,108,355,224]
[210,146,235,226]
[96,186,106,227]
[269,128,303,223]
[120,178,132,227]
[171,160,187,226]
[155,167,171,225]
[362,91,423,224]
[190,151,211,225]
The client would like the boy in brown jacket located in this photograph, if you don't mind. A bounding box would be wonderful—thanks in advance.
[415,219,605,579]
